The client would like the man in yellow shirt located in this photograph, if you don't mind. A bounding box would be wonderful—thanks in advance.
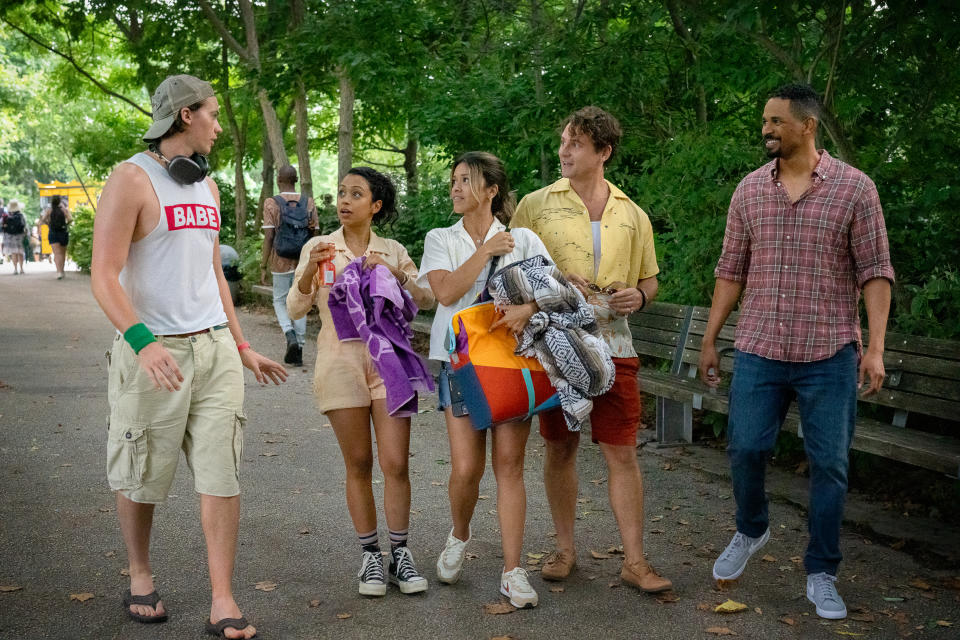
[511,106,671,593]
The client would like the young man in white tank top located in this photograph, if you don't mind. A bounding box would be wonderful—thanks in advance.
[91,74,287,640]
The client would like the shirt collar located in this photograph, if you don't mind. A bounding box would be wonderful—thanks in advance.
[769,149,834,181]
[452,217,506,242]
[547,177,630,202]
[329,226,392,257]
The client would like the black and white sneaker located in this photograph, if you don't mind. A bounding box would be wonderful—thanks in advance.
[389,546,428,594]
[358,550,386,596]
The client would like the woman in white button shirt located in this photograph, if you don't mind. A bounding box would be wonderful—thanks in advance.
[418,152,551,608]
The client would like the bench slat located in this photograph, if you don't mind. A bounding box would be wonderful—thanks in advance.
[637,370,960,477]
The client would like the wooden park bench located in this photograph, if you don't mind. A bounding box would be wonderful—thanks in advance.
[631,301,960,478]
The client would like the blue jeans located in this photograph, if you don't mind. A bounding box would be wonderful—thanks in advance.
[272,271,305,346]
[727,344,857,576]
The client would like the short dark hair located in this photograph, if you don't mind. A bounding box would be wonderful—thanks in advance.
[346,167,398,227]
[769,84,821,123]
[560,106,622,166]
[145,101,205,147]
[278,165,298,185]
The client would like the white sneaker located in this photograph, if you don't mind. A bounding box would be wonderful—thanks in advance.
[500,567,538,608]
[358,550,386,596]
[712,528,770,580]
[389,545,428,594]
[807,572,847,619]
[436,528,469,584]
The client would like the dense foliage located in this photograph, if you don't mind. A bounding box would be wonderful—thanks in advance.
[0,1,957,337]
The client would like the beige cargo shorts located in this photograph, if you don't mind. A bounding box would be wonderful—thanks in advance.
[105,326,246,504]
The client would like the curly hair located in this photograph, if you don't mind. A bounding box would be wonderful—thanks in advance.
[346,166,398,227]
[560,106,622,166]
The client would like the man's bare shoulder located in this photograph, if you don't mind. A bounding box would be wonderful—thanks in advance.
[100,162,152,211]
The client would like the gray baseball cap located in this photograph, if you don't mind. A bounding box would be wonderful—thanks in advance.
[143,74,215,141]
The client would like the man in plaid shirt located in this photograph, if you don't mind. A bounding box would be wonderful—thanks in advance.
[698,84,894,620]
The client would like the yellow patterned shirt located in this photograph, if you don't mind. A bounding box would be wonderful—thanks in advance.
[511,178,659,357]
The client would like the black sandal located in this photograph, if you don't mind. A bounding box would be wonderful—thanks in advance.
[206,616,258,638]
[121,589,168,623]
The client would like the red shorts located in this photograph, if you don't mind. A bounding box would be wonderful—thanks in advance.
[538,357,641,446]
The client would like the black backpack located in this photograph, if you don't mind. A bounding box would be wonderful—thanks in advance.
[50,205,67,232]
[272,194,312,259]
[3,212,25,235]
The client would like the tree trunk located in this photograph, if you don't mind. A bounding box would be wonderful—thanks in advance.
[257,88,288,168]
[403,135,418,196]
[531,0,551,182]
[665,0,707,126]
[294,82,312,198]
[337,68,355,183]
[257,129,274,232]
[290,0,312,197]
[222,42,247,246]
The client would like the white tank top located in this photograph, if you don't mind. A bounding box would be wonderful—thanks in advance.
[119,152,227,334]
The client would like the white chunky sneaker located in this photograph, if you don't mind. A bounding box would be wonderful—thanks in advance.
[436,528,469,584]
[358,550,386,596]
[712,528,770,580]
[389,546,428,594]
[807,572,847,619]
[500,567,538,608]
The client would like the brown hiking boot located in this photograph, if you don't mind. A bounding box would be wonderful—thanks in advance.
[620,560,672,593]
[541,549,576,581]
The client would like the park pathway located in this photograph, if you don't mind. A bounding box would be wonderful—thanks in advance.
[0,269,957,639]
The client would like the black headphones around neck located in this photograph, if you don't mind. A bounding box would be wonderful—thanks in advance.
[153,148,209,185]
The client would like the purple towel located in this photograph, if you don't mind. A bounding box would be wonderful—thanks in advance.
[328,258,434,416]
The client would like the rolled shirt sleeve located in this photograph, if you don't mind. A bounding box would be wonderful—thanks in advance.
[849,177,895,287]
[714,183,751,283]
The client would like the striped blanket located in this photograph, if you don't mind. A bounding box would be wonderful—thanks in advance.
[489,255,615,431]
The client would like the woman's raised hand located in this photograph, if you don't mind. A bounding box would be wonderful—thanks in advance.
[482,231,515,257]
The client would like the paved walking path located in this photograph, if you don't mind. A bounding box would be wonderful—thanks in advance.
[1,270,957,639]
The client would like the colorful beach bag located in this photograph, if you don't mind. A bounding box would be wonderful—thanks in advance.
[446,300,560,430]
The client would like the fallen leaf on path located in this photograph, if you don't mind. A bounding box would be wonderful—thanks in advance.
[309,599,320,607]
[651,515,664,522]
[714,600,748,614]
[789,556,802,565]
[526,557,540,565]
[705,627,736,636]
[656,591,679,603]
[526,552,544,560]
[678,520,690,526]
[661,463,673,470]
[883,597,905,602]
[431,481,444,486]
[794,461,808,475]
[754,607,762,615]
[98,506,113,513]
[761,554,776,563]
[491,636,516,640]
[590,550,612,559]
[259,452,278,457]
[589,477,606,485]
[335,613,352,620]
[465,552,479,560]
[478,495,489,500]
[608,581,620,588]
[70,593,94,602]
[606,546,624,554]
[890,539,906,550]
[120,568,130,576]
[0,585,23,592]
[850,612,875,622]
[483,602,514,615]
[937,620,952,627]
[103,551,115,557]
[650,528,665,534]
[255,581,278,592]
[834,632,864,637]
[549,586,565,593]
[715,579,736,590]
[908,578,932,591]
[697,602,712,612]
[778,616,795,625]
[941,577,960,590]
[299,528,310,535]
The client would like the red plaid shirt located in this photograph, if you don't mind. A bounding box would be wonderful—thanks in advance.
[715,150,895,362]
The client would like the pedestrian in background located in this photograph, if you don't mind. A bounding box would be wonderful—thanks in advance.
[41,195,72,279]
[259,164,317,367]
[2,199,27,275]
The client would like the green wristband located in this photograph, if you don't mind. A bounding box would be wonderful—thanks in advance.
[124,322,156,354]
